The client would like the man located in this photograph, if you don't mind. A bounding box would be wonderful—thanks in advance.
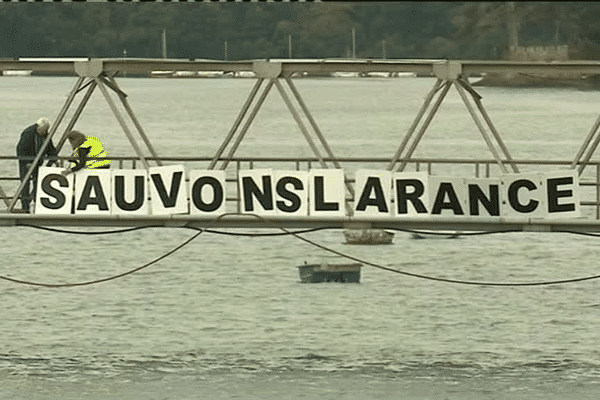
[61,130,110,176]
[16,117,57,212]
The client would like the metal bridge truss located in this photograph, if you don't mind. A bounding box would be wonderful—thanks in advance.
[2,58,600,232]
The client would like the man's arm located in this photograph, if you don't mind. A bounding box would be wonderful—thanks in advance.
[62,146,91,176]
[71,146,91,173]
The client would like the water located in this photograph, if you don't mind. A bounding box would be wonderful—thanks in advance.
[1,76,600,398]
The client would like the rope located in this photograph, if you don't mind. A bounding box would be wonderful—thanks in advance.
[0,214,229,288]
[20,224,159,235]
[0,231,202,288]
[382,227,521,237]
[20,224,334,237]
[4,213,600,288]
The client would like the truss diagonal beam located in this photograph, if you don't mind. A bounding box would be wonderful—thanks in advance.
[285,77,340,168]
[395,80,453,172]
[572,112,600,175]
[388,78,444,171]
[576,127,600,176]
[453,81,509,174]
[209,78,264,170]
[457,78,519,173]
[96,77,150,170]
[55,78,98,155]
[275,79,327,169]
[276,78,355,210]
[105,75,163,166]
[219,79,275,170]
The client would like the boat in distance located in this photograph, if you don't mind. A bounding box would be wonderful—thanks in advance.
[298,262,362,283]
[343,229,394,245]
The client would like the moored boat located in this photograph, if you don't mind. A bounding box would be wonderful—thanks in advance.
[343,229,394,245]
[298,262,362,283]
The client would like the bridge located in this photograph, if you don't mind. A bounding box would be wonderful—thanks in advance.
[3,57,600,233]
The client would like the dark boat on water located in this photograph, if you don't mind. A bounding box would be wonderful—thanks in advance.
[298,262,362,283]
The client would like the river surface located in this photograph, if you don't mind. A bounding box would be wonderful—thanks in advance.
[0,76,600,399]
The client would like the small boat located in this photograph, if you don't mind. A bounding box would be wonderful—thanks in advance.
[298,262,362,283]
[2,70,32,77]
[343,229,394,245]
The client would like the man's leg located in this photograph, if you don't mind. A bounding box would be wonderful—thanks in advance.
[18,160,32,212]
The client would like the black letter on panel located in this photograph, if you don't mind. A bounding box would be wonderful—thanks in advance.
[77,175,109,211]
[468,184,500,216]
[314,176,339,211]
[547,177,575,213]
[150,171,182,208]
[276,177,302,213]
[115,175,145,211]
[396,179,427,214]
[431,182,464,215]
[508,179,539,213]
[356,177,388,213]
[242,176,273,212]
[192,177,224,212]
[40,174,67,210]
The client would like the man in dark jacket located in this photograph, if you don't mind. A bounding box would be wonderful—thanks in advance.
[16,118,58,212]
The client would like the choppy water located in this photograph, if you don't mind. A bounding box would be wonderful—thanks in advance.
[1,76,600,399]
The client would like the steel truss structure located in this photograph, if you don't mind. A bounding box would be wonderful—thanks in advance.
[2,57,600,232]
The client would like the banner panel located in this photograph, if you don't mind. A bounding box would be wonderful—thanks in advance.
[189,170,227,216]
[35,167,74,215]
[354,170,392,218]
[274,170,309,217]
[112,170,148,215]
[74,169,112,215]
[148,165,188,215]
[309,169,345,217]
[238,169,277,216]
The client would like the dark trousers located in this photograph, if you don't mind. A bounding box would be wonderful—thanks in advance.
[18,160,37,212]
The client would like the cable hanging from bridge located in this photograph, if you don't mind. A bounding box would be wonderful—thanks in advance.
[4,214,600,288]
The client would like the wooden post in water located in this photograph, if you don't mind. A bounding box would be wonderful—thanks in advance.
[162,29,167,59]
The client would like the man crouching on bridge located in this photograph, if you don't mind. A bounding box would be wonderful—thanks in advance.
[61,130,110,176]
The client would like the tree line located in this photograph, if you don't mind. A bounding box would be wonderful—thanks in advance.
[1,2,599,61]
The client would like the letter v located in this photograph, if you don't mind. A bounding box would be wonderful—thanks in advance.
[151,171,182,208]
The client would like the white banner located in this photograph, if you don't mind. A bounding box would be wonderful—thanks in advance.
[34,167,580,219]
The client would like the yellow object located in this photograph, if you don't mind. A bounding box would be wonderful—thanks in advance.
[71,137,110,170]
